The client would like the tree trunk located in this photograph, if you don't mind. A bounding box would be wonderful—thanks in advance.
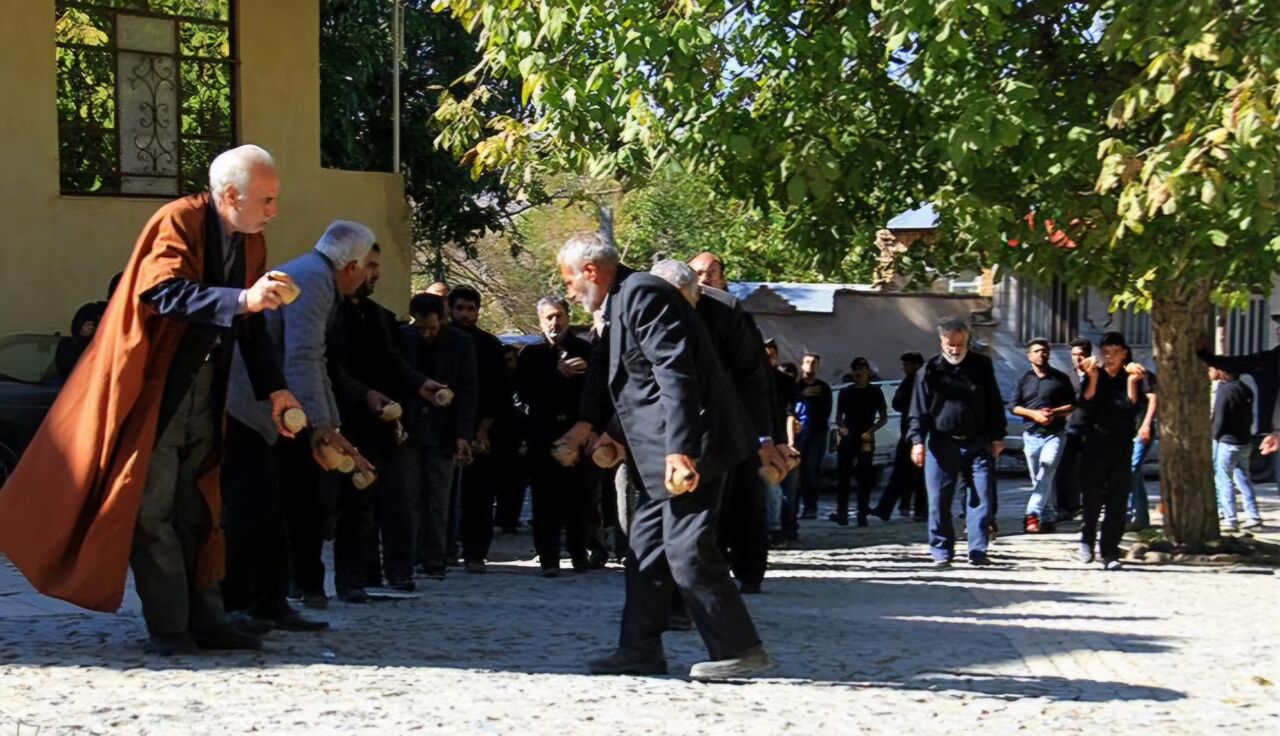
[1151,279,1219,550]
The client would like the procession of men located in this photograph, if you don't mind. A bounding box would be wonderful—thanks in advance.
[0,143,1269,681]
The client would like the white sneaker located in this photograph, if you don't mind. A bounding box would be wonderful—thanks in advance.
[1241,518,1263,530]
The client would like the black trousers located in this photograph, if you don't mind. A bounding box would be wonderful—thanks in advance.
[460,452,497,562]
[875,437,926,517]
[718,456,769,587]
[620,471,761,661]
[797,432,827,512]
[281,431,333,595]
[1055,427,1086,515]
[221,418,293,619]
[529,453,591,569]
[333,429,390,591]
[1081,429,1133,561]
[835,436,876,521]
[493,441,528,530]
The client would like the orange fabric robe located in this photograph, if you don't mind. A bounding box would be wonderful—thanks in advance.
[0,193,267,612]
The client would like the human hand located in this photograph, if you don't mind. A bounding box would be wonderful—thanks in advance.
[245,271,295,313]
[558,356,588,378]
[269,390,303,439]
[989,440,1006,459]
[911,444,925,468]
[454,438,474,466]
[665,454,700,494]
[365,390,395,417]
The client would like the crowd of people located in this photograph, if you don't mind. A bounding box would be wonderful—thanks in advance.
[0,144,1269,680]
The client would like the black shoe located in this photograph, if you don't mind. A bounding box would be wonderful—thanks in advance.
[667,612,694,632]
[301,591,330,610]
[856,516,869,527]
[419,567,447,580]
[145,633,198,656]
[969,555,993,567]
[193,626,262,651]
[571,556,591,572]
[541,567,561,578]
[768,531,786,548]
[828,512,849,526]
[338,587,370,604]
[588,648,668,676]
[689,644,773,680]
[799,509,817,520]
[386,578,416,593]
[739,580,763,595]
[273,611,330,632]
[227,612,274,636]
[464,560,487,574]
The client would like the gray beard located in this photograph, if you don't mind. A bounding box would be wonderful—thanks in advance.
[941,350,967,365]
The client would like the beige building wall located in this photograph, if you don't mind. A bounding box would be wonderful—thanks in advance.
[0,0,411,336]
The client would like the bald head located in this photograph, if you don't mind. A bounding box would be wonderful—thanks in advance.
[425,281,450,297]
[688,251,726,290]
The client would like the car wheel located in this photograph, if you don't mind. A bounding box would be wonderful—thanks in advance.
[0,441,18,487]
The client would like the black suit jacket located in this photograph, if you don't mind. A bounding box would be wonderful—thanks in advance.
[580,266,754,498]
[399,324,479,452]
[695,286,775,441]
[515,334,593,451]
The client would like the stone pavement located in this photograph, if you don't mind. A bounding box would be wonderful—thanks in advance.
[1,478,1278,735]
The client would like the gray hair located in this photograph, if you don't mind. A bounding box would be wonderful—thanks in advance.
[557,231,619,274]
[649,259,699,298]
[536,295,570,315]
[208,144,275,201]
[937,316,971,336]
[315,220,376,269]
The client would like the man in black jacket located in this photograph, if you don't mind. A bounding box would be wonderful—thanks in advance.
[447,286,513,573]
[515,296,596,575]
[555,234,769,680]
[1211,368,1262,531]
[908,318,1007,568]
[792,353,833,519]
[398,294,479,580]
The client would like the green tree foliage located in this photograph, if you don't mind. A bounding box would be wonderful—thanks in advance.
[320,0,521,275]
[430,0,1280,548]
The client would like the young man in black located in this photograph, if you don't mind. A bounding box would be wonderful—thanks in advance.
[1055,337,1093,517]
[1075,331,1149,569]
[792,353,832,520]
[1211,367,1262,531]
[1010,338,1076,534]
[832,357,887,526]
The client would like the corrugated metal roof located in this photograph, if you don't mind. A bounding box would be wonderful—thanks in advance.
[887,203,938,230]
[728,282,876,314]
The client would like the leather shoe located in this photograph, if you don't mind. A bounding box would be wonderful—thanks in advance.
[689,644,773,680]
[273,611,329,632]
[739,581,762,595]
[193,626,262,651]
[587,648,668,676]
[666,611,694,632]
[227,612,274,636]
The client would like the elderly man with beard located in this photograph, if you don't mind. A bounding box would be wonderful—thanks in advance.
[514,296,597,576]
[554,234,770,680]
[908,317,1007,569]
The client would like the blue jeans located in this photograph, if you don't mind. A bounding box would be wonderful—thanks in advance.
[924,435,995,561]
[764,482,784,533]
[1022,432,1063,523]
[1214,441,1260,525]
[1128,436,1153,528]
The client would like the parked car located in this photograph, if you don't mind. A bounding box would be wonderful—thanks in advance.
[0,333,62,484]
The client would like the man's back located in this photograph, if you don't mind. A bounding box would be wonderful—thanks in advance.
[1214,378,1254,445]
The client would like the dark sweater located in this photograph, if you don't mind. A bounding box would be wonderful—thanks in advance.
[1213,378,1254,445]
[907,352,1007,445]
[1077,368,1139,434]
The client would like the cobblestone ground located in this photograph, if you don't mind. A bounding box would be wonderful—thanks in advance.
[2,478,1278,735]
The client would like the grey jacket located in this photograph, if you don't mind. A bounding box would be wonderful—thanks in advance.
[228,250,354,444]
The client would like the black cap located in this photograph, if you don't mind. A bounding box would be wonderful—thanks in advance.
[899,351,924,364]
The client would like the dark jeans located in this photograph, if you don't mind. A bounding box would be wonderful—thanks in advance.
[530,453,591,569]
[1082,429,1133,561]
[718,455,769,587]
[835,436,875,521]
[1055,427,1085,515]
[620,473,761,661]
[399,442,457,574]
[924,435,995,561]
[493,441,528,530]
[876,437,926,517]
[221,418,292,619]
[797,430,827,513]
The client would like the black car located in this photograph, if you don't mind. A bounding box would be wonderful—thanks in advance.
[0,333,62,484]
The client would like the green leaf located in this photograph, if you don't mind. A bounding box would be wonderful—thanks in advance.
[1208,229,1229,246]
[785,173,807,205]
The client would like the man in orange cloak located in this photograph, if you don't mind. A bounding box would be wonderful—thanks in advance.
[0,144,301,655]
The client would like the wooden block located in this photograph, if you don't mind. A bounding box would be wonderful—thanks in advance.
[666,470,697,494]
[380,402,403,422]
[318,444,355,473]
[353,470,377,490]
[283,407,307,434]
[433,387,455,407]
[591,444,621,468]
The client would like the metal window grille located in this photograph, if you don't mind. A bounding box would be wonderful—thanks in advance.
[1016,278,1079,344]
[55,1,236,196]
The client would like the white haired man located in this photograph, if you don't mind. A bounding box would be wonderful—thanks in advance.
[0,145,304,655]
[225,221,378,614]
[555,234,770,680]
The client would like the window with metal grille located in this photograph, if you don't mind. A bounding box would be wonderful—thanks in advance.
[55,1,235,197]
[1015,278,1079,344]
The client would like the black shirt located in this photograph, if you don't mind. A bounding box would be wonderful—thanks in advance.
[907,352,1007,445]
[892,372,917,433]
[792,379,833,440]
[514,334,593,450]
[1213,378,1254,445]
[836,383,886,437]
[1010,366,1076,436]
[1077,368,1141,434]
[459,323,512,425]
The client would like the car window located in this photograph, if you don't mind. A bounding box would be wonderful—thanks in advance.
[0,335,60,383]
